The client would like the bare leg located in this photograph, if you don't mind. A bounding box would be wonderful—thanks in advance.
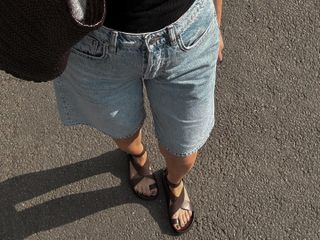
[112,128,158,197]
[159,144,197,231]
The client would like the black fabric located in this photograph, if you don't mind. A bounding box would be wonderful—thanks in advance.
[0,0,106,82]
[103,0,196,33]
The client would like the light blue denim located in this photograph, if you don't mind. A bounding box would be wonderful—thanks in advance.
[53,0,220,157]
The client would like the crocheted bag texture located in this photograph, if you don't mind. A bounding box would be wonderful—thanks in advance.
[0,0,106,82]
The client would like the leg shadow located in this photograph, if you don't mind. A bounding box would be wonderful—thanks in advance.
[0,149,172,239]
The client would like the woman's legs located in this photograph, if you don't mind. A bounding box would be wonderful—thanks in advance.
[113,127,195,230]
[112,128,158,197]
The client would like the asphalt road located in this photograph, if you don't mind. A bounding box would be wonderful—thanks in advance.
[0,0,319,239]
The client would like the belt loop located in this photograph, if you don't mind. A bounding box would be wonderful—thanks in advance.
[167,25,177,46]
[109,31,118,54]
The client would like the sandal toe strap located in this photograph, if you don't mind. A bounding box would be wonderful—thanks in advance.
[129,152,152,177]
[130,175,144,187]
[130,174,157,190]
[149,182,158,190]
[171,218,179,225]
[169,185,193,216]
[170,200,193,216]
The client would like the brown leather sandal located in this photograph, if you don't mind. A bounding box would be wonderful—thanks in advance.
[127,145,159,200]
[162,168,195,235]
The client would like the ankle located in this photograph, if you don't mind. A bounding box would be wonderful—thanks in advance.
[169,182,183,198]
[166,174,182,187]
[132,151,147,163]
[128,143,145,157]
[130,146,148,166]
[166,176,183,196]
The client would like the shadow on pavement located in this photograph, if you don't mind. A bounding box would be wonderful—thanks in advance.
[0,149,173,239]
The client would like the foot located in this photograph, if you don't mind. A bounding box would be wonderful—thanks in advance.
[167,175,193,231]
[129,149,158,197]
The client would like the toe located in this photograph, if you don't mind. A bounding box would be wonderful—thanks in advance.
[172,214,181,230]
[174,221,181,230]
[135,185,142,195]
[182,211,188,226]
[143,185,151,196]
[151,188,157,196]
[184,211,189,225]
[186,211,192,224]
[150,183,158,196]
[179,214,185,227]
[184,211,190,222]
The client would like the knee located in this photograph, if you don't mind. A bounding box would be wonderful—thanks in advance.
[160,144,197,168]
[180,154,197,169]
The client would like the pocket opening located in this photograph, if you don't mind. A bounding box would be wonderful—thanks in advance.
[176,17,215,52]
[71,34,107,59]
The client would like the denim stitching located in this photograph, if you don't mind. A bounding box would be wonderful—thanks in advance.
[176,15,216,52]
[58,114,146,141]
[173,0,205,37]
[71,43,107,60]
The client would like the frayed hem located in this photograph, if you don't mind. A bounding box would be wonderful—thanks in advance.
[59,118,145,140]
[156,118,215,157]
[108,118,145,140]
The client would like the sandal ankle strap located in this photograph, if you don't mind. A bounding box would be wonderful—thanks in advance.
[130,145,146,158]
[164,169,182,188]
[128,145,152,177]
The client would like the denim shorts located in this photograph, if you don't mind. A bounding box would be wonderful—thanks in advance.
[53,0,220,157]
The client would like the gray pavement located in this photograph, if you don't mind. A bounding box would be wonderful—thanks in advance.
[1,0,319,239]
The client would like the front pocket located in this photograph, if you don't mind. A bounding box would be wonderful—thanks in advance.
[176,0,218,52]
[71,34,106,59]
[177,17,215,52]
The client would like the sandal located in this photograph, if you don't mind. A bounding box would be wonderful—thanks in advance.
[127,145,159,200]
[162,168,195,235]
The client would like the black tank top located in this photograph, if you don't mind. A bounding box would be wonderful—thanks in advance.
[103,0,196,33]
